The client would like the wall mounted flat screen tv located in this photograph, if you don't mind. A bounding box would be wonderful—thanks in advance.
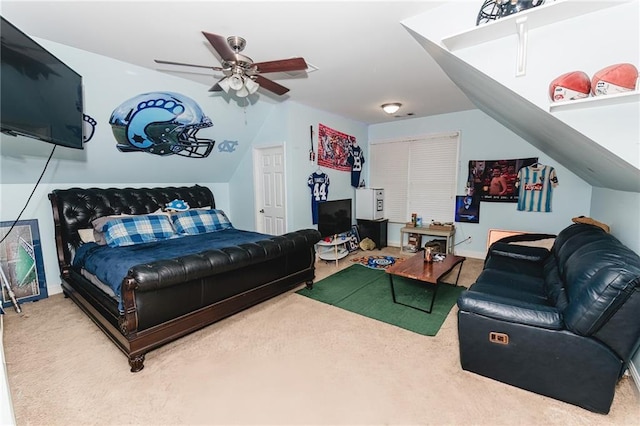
[1,17,84,149]
[318,199,352,238]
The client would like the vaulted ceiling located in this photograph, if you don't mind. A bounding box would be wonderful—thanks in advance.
[0,1,476,125]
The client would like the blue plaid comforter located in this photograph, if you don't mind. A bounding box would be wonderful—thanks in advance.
[73,228,272,312]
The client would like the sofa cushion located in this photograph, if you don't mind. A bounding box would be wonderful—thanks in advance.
[472,269,548,305]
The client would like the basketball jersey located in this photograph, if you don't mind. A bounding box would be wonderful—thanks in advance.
[308,171,330,224]
[347,145,365,188]
[516,165,559,212]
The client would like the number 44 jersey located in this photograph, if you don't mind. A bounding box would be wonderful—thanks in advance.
[308,171,330,224]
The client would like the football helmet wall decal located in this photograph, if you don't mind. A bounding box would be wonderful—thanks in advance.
[109,92,215,158]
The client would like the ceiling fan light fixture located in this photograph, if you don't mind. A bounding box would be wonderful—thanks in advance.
[381,103,402,114]
[218,77,231,93]
[228,74,244,91]
[236,85,250,98]
[245,77,259,95]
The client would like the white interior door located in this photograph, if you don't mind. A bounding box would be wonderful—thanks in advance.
[254,145,286,235]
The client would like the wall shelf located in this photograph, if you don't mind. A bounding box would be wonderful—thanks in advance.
[442,1,627,51]
[549,91,639,112]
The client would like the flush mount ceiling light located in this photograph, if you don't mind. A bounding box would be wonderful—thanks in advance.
[381,103,402,114]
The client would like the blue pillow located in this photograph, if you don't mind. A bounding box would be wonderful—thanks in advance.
[98,215,177,247]
[172,209,233,235]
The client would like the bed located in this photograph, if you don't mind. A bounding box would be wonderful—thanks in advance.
[48,184,321,372]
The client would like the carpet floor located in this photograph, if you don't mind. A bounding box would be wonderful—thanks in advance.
[2,247,639,425]
[297,264,464,336]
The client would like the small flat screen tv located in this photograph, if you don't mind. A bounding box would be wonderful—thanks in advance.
[318,199,352,238]
[1,17,84,149]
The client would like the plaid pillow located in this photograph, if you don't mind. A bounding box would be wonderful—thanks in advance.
[172,209,233,235]
[98,215,177,247]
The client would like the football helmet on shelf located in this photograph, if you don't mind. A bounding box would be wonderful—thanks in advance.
[476,0,545,26]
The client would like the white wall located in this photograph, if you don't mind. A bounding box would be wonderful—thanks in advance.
[369,109,592,258]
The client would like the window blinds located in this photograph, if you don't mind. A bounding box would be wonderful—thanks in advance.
[370,132,460,224]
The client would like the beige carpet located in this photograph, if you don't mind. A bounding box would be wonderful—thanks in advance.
[3,247,639,425]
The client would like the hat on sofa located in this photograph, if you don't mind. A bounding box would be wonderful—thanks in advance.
[571,216,610,233]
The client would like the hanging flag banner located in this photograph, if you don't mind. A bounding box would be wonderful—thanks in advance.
[317,123,355,171]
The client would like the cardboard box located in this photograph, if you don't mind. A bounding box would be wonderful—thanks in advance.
[408,233,422,248]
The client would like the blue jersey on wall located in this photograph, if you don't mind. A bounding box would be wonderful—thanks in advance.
[308,171,330,224]
[347,145,365,188]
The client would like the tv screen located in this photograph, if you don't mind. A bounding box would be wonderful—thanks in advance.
[1,17,84,149]
[318,199,352,238]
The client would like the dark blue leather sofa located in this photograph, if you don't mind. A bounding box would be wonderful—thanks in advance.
[457,223,640,413]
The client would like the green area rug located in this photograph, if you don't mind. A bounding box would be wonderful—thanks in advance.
[297,265,465,336]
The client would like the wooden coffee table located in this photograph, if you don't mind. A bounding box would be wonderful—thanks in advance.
[385,251,466,314]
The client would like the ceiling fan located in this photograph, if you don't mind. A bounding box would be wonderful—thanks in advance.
[155,32,308,97]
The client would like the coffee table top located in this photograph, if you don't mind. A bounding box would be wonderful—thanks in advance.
[386,251,466,285]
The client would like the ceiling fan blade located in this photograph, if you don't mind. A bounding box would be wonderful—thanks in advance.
[155,59,223,71]
[254,57,308,74]
[202,31,236,62]
[255,75,289,96]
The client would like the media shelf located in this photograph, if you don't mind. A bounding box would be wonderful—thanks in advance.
[549,91,639,113]
[441,0,625,51]
[316,238,349,266]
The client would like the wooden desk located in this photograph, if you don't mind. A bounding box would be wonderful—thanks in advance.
[400,226,455,254]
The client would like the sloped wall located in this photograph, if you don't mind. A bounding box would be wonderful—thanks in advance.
[402,1,639,190]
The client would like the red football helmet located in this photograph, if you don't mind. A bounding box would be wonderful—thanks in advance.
[591,63,638,96]
[549,71,591,102]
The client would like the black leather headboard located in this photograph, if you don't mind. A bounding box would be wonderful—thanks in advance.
[49,185,215,268]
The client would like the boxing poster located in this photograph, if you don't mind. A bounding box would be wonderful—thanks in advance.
[466,157,537,202]
[317,123,355,171]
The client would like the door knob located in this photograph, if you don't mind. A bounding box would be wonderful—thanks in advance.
[259,209,265,213]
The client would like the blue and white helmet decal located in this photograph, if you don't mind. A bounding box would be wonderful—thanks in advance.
[109,92,215,158]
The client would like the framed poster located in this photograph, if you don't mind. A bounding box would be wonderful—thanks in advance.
[454,195,480,224]
[0,219,48,309]
[467,157,537,202]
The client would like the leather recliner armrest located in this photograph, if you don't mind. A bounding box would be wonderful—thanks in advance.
[488,242,551,263]
[458,290,564,330]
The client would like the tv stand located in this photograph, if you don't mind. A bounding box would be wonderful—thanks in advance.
[316,237,349,266]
